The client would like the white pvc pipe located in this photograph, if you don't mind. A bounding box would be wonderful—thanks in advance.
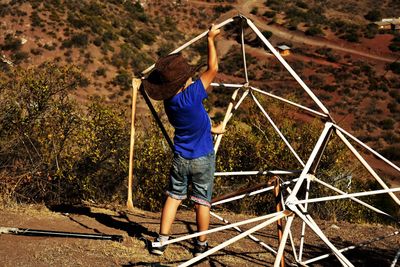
[334,124,400,173]
[212,178,300,206]
[251,86,328,119]
[335,129,400,205]
[286,187,354,266]
[251,92,305,167]
[153,212,281,247]
[214,170,301,176]
[288,204,354,267]
[287,122,333,200]
[274,215,295,267]
[214,88,241,154]
[212,185,274,206]
[290,187,400,205]
[227,89,249,122]
[279,191,299,262]
[142,17,235,75]
[299,176,311,261]
[313,176,395,219]
[179,211,289,267]
[210,211,277,255]
[391,249,400,267]
[246,18,330,115]
[240,20,249,83]
[210,82,244,88]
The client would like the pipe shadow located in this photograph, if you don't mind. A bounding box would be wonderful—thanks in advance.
[300,238,399,266]
[47,204,158,239]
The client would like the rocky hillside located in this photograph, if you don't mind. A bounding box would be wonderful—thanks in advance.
[0,0,399,173]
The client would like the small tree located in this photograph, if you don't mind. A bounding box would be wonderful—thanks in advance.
[389,62,400,74]
[364,10,382,22]
[262,30,273,39]
[2,34,22,51]
[305,26,324,36]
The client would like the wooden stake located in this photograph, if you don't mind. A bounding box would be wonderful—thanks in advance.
[270,176,285,267]
[127,78,141,211]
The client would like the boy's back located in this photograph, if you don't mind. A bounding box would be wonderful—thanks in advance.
[164,79,213,159]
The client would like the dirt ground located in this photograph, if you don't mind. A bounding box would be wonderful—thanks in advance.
[0,203,399,267]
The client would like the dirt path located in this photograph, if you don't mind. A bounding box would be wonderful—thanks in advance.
[189,0,398,63]
[0,204,399,266]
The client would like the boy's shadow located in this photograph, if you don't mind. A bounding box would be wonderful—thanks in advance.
[47,204,157,239]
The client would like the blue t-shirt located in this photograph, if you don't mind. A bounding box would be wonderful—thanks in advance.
[164,79,213,159]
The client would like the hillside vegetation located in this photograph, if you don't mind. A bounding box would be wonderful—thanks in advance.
[0,0,399,224]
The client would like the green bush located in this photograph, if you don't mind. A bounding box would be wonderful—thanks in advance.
[62,33,89,48]
[286,6,326,26]
[250,7,258,15]
[263,10,276,18]
[305,26,324,36]
[262,30,273,39]
[389,62,400,74]
[157,42,174,57]
[381,145,400,161]
[213,5,233,14]
[364,10,381,21]
[111,44,135,68]
[322,85,337,92]
[389,42,400,52]
[102,31,118,42]
[380,118,395,130]
[137,29,156,46]
[295,0,308,9]
[67,12,87,28]
[0,63,129,204]
[130,51,153,72]
[112,70,132,91]
[364,23,378,39]
[122,1,148,22]
[265,0,286,12]
[1,34,22,51]
[30,11,43,27]
[11,51,27,63]
[342,32,359,42]
[94,67,107,77]
[134,123,172,210]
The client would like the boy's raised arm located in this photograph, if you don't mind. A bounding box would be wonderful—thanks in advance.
[200,24,220,91]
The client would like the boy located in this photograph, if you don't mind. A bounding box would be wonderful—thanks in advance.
[143,24,221,256]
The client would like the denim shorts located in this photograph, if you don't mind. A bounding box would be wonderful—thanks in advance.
[166,152,215,207]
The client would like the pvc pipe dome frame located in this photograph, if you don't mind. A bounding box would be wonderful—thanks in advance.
[129,15,400,266]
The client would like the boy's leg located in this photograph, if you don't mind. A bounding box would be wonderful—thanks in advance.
[191,152,215,243]
[151,196,182,255]
[160,196,182,235]
[195,203,210,242]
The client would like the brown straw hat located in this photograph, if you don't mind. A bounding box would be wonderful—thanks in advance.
[143,53,197,100]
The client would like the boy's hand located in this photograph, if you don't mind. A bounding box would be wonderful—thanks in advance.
[211,123,226,135]
[208,24,220,39]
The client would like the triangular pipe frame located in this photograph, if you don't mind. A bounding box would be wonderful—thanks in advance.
[132,15,400,266]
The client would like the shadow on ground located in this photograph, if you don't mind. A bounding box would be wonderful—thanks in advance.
[47,204,158,239]
[45,204,398,266]
[299,239,398,266]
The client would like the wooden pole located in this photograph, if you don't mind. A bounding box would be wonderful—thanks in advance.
[127,78,141,211]
[270,176,285,267]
